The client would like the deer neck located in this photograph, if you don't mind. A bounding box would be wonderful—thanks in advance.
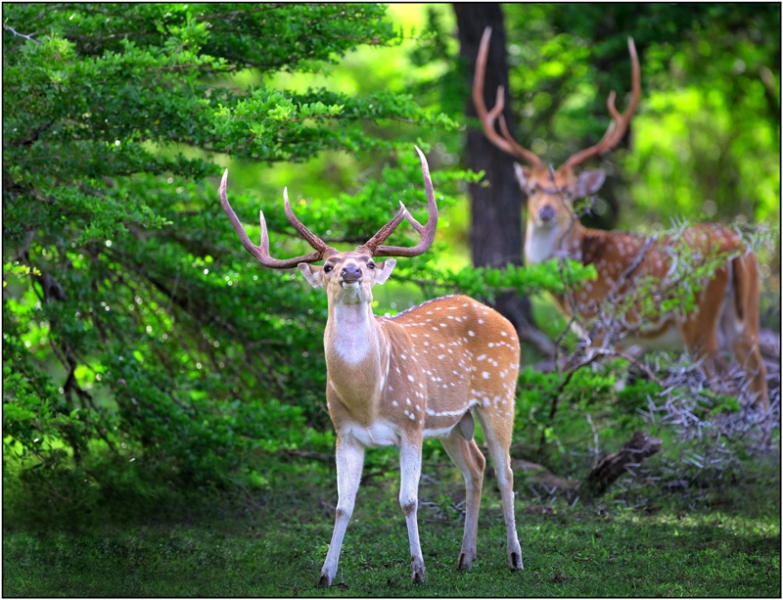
[525,218,587,265]
[323,298,389,423]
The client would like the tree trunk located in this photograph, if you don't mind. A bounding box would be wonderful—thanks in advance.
[453,4,553,355]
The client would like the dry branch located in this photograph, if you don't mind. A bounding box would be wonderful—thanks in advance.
[580,431,662,498]
[511,430,662,500]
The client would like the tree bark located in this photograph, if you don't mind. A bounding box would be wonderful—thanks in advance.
[454,4,552,354]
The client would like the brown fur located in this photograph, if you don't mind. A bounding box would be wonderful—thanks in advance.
[520,165,768,410]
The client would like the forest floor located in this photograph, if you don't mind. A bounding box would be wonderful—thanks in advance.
[3,453,780,598]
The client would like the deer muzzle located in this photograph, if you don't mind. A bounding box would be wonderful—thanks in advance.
[340,265,362,284]
[538,204,557,224]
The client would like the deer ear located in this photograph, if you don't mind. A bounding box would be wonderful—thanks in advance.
[373,259,396,285]
[298,263,323,288]
[574,169,606,198]
[513,163,531,191]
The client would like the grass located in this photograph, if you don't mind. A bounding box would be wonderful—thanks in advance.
[3,456,780,597]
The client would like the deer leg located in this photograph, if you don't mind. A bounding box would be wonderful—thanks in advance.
[696,351,730,396]
[680,292,728,396]
[399,436,426,583]
[318,436,365,587]
[475,411,523,570]
[725,264,769,411]
[731,331,770,412]
[440,429,485,571]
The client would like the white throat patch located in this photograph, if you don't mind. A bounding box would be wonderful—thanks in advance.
[331,303,375,364]
[525,223,563,265]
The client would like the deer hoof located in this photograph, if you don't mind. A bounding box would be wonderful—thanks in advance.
[457,551,474,571]
[411,556,426,583]
[317,572,332,587]
[508,550,524,571]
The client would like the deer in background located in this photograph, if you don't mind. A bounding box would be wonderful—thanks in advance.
[220,147,523,585]
[474,27,768,411]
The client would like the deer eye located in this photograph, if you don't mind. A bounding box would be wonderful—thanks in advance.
[368,262,375,270]
[323,265,333,273]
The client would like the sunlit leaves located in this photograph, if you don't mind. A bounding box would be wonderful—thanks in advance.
[2,3,453,487]
[439,259,597,305]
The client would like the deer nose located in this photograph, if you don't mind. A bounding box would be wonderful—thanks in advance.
[538,205,556,223]
[341,265,362,283]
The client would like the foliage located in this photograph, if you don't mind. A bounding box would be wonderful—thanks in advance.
[1,3,468,489]
[392,257,596,306]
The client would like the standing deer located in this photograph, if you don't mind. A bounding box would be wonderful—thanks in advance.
[474,27,768,411]
[220,147,523,585]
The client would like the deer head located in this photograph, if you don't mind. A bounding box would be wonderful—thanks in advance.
[473,27,640,262]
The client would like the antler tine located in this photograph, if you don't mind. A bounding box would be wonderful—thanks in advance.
[473,27,544,167]
[282,188,334,257]
[562,37,641,169]
[361,146,438,258]
[219,169,334,269]
[360,202,409,252]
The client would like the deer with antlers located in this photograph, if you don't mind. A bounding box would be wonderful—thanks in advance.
[473,27,768,411]
[220,147,523,585]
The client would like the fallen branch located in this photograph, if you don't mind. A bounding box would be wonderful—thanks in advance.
[580,431,662,498]
[511,430,662,500]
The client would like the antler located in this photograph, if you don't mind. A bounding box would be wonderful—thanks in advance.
[220,146,437,266]
[360,146,439,258]
[474,29,641,171]
[562,37,641,169]
[219,170,337,269]
[473,27,544,168]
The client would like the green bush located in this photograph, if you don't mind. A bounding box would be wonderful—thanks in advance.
[2,3,458,492]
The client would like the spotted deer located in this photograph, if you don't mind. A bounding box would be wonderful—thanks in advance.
[473,27,768,410]
[220,147,523,585]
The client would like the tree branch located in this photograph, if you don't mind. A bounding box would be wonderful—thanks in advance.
[3,23,40,44]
